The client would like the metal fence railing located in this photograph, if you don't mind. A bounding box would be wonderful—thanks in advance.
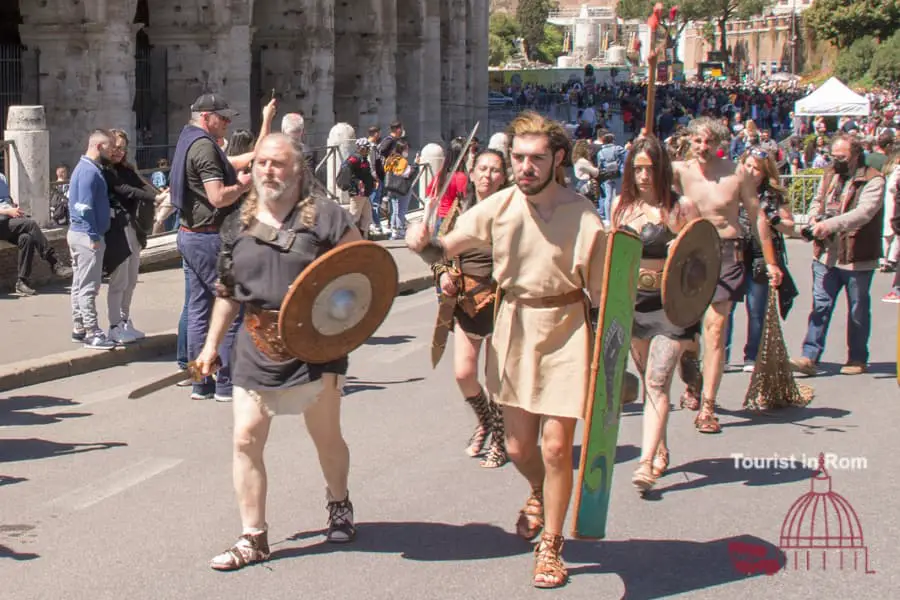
[780,173,822,224]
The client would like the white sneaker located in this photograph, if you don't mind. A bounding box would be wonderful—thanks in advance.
[742,363,755,373]
[109,323,137,345]
[123,319,146,340]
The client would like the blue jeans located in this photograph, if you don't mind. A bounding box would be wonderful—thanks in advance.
[742,277,769,363]
[177,262,189,369]
[176,230,243,396]
[801,261,874,364]
[390,193,410,238]
[370,186,383,229]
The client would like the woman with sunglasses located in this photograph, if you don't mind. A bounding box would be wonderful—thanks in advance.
[610,136,702,492]
[736,147,797,371]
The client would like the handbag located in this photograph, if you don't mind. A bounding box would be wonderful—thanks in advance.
[384,171,414,196]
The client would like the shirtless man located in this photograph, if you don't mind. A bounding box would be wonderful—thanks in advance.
[673,117,783,433]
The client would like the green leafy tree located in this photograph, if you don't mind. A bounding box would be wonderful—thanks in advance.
[867,31,900,85]
[516,0,557,61]
[489,12,522,65]
[536,24,565,64]
[805,0,900,49]
[695,0,772,55]
[615,0,706,60]
[834,36,877,83]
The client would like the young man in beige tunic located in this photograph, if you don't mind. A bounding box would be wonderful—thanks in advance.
[407,112,606,589]
[672,117,783,433]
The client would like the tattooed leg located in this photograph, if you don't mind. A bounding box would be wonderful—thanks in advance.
[639,336,685,465]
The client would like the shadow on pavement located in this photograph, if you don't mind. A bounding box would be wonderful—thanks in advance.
[572,443,641,470]
[565,534,783,599]
[0,475,27,487]
[343,376,426,396]
[647,457,814,500]
[0,395,91,427]
[364,335,415,346]
[274,521,527,563]
[0,544,39,561]
[0,438,127,463]
[717,405,852,432]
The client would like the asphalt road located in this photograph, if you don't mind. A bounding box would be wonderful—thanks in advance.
[1,240,898,600]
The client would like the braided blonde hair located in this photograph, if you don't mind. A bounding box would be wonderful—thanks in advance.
[240,133,319,229]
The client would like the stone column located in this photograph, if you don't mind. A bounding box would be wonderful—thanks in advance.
[252,0,336,148]
[467,0,490,133]
[19,0,139,169]
[334,0,397,132]
[422,0,443,145]
[440,0,467,140]
[395,0,426,149]
[327,123,356,204]
[4,107,50,227]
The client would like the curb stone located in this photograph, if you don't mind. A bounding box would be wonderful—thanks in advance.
[0,274,434,394]
[0,332,177,394]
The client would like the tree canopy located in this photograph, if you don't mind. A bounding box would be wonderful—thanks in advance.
[516,0,556,61]
[696,0,772,53]
[804,0,900,49]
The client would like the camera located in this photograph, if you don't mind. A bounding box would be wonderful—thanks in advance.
[761,191,781,227]
[801,210,838,242]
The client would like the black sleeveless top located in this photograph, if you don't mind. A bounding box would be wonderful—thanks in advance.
[622,222,677,260]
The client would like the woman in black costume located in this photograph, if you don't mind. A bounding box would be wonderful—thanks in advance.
[610,136,703,492]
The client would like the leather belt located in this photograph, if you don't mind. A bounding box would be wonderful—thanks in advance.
[180,225,218,234]
[244,304,294,362]
[637,268,662,291]
[503,288,586,308]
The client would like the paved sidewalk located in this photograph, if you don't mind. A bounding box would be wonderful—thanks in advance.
[0,235,433,391]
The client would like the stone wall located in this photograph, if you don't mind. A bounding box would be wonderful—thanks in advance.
[13,0,490,160]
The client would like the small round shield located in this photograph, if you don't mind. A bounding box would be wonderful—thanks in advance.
[662,218,722,328]
[279,240,398,363]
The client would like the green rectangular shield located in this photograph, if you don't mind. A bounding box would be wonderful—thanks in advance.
[572,229,642,540]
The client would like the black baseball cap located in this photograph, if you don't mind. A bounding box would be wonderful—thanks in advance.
[191,93,238,118]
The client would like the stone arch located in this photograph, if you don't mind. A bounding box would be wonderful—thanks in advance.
[334,0,396,131]
[250,0,335,147]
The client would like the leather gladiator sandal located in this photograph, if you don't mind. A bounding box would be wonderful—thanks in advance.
[464,389,492,458]
[326,493,356,543]
[516,488,544,541]
[480,398,508,469]
[652,445,670,478]
[533,532,569,589]
[632,460,657,492]
[694,398,721,434]
[209,530,270,571]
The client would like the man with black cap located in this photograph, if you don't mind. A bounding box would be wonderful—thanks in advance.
[169,93,251,401]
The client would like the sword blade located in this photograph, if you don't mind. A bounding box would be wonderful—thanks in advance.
[431,296,457,368]
[128,371,190,399]
[424,121,480,231]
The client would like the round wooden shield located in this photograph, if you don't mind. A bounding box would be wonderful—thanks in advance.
[279,240,398,363]
[661,218,722,328]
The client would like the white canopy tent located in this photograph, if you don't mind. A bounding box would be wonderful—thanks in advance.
[794,77,871,117]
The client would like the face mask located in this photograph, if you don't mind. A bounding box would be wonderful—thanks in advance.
[832,158,850,175]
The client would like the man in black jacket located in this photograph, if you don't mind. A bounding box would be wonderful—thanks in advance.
[344,138,376,238]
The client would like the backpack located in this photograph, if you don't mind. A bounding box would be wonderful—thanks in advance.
[597,146,621,181]
[335,156,354,191]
